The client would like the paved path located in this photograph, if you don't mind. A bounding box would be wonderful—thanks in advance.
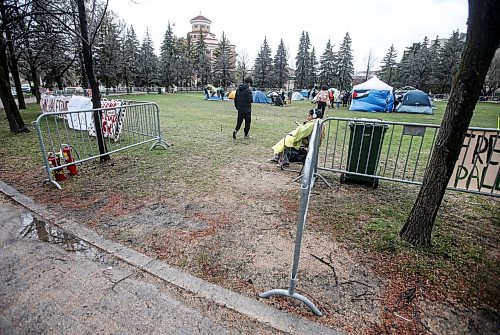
[0,182,342,335]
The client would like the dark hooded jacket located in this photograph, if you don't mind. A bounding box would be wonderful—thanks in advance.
[234,83,253,111]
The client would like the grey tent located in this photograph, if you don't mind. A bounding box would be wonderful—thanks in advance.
[291,91,305,101]
[395,89,434,115]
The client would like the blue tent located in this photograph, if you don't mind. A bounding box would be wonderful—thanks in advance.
[395,90,433,114]
[300,89,309,98]
[350,76,394,112]
[253,90,271,103]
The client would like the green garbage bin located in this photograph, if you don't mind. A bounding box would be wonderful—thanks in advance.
[341,119,388,188]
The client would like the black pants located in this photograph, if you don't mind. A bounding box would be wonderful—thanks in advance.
[235,108,251,136]
[317,101,327,114]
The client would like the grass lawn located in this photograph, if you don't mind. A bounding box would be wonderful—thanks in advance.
[0,93,499,334]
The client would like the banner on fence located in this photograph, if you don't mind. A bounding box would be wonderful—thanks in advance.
[40,94,71,113]
[66,96,93,130]
[450,130,500,193]
[87,99,127,141]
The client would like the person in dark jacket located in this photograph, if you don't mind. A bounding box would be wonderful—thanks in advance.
[233,77,254,139]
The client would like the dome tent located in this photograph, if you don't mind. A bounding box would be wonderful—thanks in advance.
[253,90,271,103]
[349,76,394,112]
[395,89,434,114]
[291,91,305,101]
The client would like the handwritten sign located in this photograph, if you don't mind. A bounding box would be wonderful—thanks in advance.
[40,94,71,113]
[450,130,500,194]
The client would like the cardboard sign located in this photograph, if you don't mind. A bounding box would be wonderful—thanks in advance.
[450,130,500,194]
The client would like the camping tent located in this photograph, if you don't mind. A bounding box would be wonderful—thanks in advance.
[228,90,236,99]
[349,76,394,112]
[395,90,434,114]
[300,89,309,98]
[291,92,305,101]
[253,90,270,103]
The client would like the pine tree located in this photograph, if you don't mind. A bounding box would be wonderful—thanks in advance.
[337,32,354,91]
[122,25,140,88]
[253,37,273,89]
[272,39,288,88]
[379,44,398,86]
[193,27,211,86]
[160,22,176,87]
[307,47,318,88]
[94,11,123,87]
[295,31,310,89]
[427,36,442,93]
[437,30,465,93]
[137,30,158,87]
[212,32,235,88]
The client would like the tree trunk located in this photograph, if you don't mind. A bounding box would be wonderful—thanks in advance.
[76,0,109,162]
[6,38,26,109]
[400,0,500,246]
[0,42,27,133]
[30,64,41,103]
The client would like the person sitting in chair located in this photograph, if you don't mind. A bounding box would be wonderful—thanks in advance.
[268,109,319,167]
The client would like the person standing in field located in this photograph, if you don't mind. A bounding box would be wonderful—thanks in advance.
[233,77,254,139]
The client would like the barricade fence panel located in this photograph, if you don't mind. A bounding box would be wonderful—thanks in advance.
[317,117,499,196]
[34,101,169,189]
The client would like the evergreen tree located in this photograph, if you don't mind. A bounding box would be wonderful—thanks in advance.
[295,31,310,89]
[212,32,234,88]
[137,30,158,86]
[414,36,431,90]
[318,39,336,87]
[437,30,465,93]
[193,27,211,86]
[173,37,192,87]
[122,25,140,88]
[94,11,123,87]
[307,47,318,88]
[379,44,398,86]
[336,32,354,91]
[427,36,442,93]
[253,37,273,89]
[396,43,421,88]
[272,39,288,88]
[159,22,176,87]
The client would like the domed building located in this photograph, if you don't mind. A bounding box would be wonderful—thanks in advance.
[187,13,236,63]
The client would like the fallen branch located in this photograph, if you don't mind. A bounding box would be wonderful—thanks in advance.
[310,253,338,286]
[112,272,134,292]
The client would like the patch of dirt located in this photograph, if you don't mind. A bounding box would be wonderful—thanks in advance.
[2,149,498,335]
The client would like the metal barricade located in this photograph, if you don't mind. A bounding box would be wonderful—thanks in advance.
[34,101,170,189]
[259,119,324,316]
[318,117,499,197]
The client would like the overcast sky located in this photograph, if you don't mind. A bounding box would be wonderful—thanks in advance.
[107,0,468,73]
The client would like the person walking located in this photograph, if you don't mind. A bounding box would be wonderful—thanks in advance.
[312,85,329,117]
[233,77,253,139]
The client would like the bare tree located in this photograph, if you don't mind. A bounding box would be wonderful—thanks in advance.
[364,48,377,81]
[236,48,249,83]
[400,0,500,246]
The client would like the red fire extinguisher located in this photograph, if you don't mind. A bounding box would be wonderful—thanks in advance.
[62,145,78,176]
[47,152,66,181]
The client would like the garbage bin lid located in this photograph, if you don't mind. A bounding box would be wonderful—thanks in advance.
[348,118,388,128]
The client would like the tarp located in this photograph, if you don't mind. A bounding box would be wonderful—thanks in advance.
[228,90,236,99]
[395,89,433,114]
[253,90,271,103]
[291,92,305,101]
[350,76,394,112]
[207,95,228,101]
[300,89,309,98]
